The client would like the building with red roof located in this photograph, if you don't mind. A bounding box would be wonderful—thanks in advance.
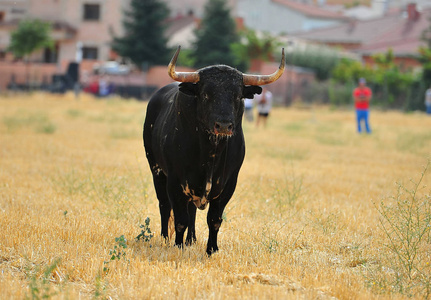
[237,0,350,35]
[290,3,430,70]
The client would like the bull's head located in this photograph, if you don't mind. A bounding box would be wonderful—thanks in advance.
[168,46,285,138]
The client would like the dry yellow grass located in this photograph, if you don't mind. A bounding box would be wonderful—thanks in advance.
[0,92,430,299]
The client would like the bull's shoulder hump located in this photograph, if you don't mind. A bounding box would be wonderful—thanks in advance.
[147,82,180,107]
[155,82,180,98]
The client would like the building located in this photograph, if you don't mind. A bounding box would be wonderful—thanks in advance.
[162,0,238,18]
[290,3,430,70]
[0,0,130,68]
[236,0,350,35]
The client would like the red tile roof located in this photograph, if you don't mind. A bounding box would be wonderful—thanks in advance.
[358,9,431,56]
[291,12,402,43]
[272,0,348,20]
[290,8,431,56]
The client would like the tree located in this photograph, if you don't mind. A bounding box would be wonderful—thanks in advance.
[8,19,53,61]
[421,14,431,49]
[193,0,239,68]
[418,46,431,86]
[231,29,282,72]
[112,0,170,69]
[243,30,281,61]
[8,19,53,88]
[420,15,431,86]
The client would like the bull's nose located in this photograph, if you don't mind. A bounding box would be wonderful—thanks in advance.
[214,121,233,136]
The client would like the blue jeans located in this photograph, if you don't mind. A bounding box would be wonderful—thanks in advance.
[426,105,431,114]
[356,109,371,133]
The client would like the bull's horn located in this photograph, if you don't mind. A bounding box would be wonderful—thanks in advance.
[243,48,285,86]
[168,46,200,83]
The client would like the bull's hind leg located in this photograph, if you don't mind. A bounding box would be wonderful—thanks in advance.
[152,173,171,239]
[185,202,197,246]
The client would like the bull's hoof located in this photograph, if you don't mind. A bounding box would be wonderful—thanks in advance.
[185,237,196,246]
[206,246,219,256]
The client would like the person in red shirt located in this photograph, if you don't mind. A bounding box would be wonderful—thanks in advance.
[353,78,372,133]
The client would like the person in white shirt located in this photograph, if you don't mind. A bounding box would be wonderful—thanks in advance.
[244,98,254,122]
[254,88,273,128]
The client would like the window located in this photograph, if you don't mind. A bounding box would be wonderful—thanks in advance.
[83,4,100,21]
[11,8,26,14]
[82,47,98,60]
[43,43,59,63]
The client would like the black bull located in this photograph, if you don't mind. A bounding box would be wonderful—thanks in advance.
[143,46,285,255]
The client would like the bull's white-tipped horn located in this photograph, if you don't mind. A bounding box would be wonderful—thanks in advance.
[243,48,285,86]
[168,46,200,83]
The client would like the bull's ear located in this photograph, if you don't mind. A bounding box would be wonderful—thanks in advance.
[179,82,197,96]
[243,86,262,99]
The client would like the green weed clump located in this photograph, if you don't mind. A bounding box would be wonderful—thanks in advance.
[136,217,154,243]
[26,258,61,300]
[103,235,128,274]
[368,163,431,297]
[51,165,151,220]
[272,168,304,210]
[3,111,56,134]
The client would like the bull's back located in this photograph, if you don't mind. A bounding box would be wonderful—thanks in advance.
[143,83,179,166]
[144,83,178,128]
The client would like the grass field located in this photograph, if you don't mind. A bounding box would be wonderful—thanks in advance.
[0,92,430,299]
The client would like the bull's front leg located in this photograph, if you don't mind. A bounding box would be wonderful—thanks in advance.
[206,197,231,255]
[186,202,197,245]
[206,174,239,255]
[167,178,190,248]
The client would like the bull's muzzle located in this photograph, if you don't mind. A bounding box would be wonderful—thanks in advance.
[214,121,233,137]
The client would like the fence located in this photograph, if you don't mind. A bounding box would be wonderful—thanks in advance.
[295,79,427,111]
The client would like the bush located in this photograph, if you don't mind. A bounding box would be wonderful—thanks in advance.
[328,80,355,106]
[287,45,340,81]
[368,163,431,297]
[298,80,329,104]
[331,58,367,84]
[331,53,420,110]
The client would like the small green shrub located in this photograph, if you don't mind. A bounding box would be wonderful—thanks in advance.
[308,210,340,235]
[103,235,128,274]
[136,217,154,243]
[36,122,56,134]
[368,163,431,297]
[3,111,56,134]
[260,221,287,253]
[273,168,304,209]
[26,258,61,300]
[65,109,84,118]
